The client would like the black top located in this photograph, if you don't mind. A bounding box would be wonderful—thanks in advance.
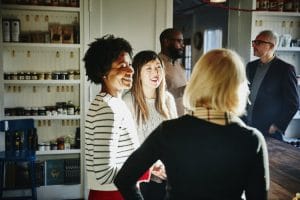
[114,115,269,200]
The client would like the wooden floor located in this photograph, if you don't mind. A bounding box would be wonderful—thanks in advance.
[267,137,300,200]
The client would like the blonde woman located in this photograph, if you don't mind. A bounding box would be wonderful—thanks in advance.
[123,50,177,200]
[115,49,269,200]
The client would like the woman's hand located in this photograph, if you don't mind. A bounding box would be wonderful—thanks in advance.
[151,161,167,182]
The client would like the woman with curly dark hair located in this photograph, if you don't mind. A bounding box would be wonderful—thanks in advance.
[83,35,148,200]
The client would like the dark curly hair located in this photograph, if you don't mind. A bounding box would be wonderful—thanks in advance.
[83,35,133,84]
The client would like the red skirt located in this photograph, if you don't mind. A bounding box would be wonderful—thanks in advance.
[88,170,150,200]
[88,190,124,200]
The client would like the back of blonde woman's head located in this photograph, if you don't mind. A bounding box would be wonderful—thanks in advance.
[183,48,249,116]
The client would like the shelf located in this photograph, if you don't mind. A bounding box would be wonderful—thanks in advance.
[3,80,80,85]
[253,11,300,17]
[36,149,80,155]
[1,4,80,12]
[2,42,81,48]
[277,47,300,52]
[3,115,81,120]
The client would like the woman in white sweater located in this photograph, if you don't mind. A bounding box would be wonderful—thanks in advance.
[123,50,177,200]
[83,35,148,200]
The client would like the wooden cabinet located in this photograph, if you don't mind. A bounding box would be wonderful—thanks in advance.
[0,1,84,199]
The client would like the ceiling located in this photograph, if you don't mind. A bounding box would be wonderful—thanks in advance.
[174,0,205,15]
[174,0,227,15]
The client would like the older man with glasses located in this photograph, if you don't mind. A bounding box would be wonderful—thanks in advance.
[245,30,299,141]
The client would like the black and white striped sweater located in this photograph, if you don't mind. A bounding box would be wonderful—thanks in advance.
[85,92,139,191]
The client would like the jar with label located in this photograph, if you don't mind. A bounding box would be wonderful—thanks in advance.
[50,140,57,150]
[4,73,10,80]
[75,106,80,115]
[57,137,65,150]
[12,72,18,80]
[64,136,71,150]
[25,72,31,80]
[257,0,269,10]
[269,0,283,11]
[18,72,25,80]
[45,72,52,80]
[52,72,60,80]
[74,70,80,80]
[38,107,46,116]
[37,72,45,80]
[67,101,75,115]
[31,72,38,80]
[56,103,63,115]
[59,71,68,80]
[38,143,45,151]
[68,70,74,80]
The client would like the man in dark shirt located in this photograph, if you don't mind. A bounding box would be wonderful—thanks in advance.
[245,30,299,140]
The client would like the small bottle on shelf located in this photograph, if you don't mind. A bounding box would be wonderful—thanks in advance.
[67,101,75,115]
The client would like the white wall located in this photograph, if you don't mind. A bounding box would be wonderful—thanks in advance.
[84,0,173,109]
[85,0,172,54]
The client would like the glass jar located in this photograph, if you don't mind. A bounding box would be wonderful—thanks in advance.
[38,107,46,116]
[18,72,25,80]
[59,72,68,80]
[45,72,52,80]
[25,72,31,80]
[37,72,45,80]
[67,101,75,115]
[4,73,10,80]
[57,137,65,150]
[74,70,80,80]
[50,140,57,150]
[68,70,74,80]
[31,72,38,80]
[52,72,60,80]
[12,72,18,80]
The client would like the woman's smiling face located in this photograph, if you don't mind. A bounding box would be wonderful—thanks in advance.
[140,58,163,90]
[103,52,134,96]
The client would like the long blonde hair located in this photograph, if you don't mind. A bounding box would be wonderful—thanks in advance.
[183,48,249,116]
[131,50,169,124]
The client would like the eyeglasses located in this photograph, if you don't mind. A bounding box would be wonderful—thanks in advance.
[252,40,274,46]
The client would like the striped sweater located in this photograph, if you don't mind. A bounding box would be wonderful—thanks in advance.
[85,92,139,191]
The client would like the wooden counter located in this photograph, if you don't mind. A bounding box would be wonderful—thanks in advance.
[267,137,300,200]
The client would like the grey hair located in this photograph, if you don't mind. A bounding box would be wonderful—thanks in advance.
[258,30,279,46]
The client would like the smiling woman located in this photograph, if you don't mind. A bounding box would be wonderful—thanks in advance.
[122,50,177,200]
[83,35,148,200]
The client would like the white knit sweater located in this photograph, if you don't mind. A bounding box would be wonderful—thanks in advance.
[85,92,139,191]
[123,91,177,143]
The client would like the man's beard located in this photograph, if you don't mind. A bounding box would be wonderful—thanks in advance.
[169,47,184,60]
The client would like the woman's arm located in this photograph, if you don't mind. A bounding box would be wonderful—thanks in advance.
[245,131,269,200]
[114,124,163,199]
[85,102,121,184]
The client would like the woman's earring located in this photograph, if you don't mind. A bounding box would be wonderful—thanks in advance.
[103,76,107,79]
